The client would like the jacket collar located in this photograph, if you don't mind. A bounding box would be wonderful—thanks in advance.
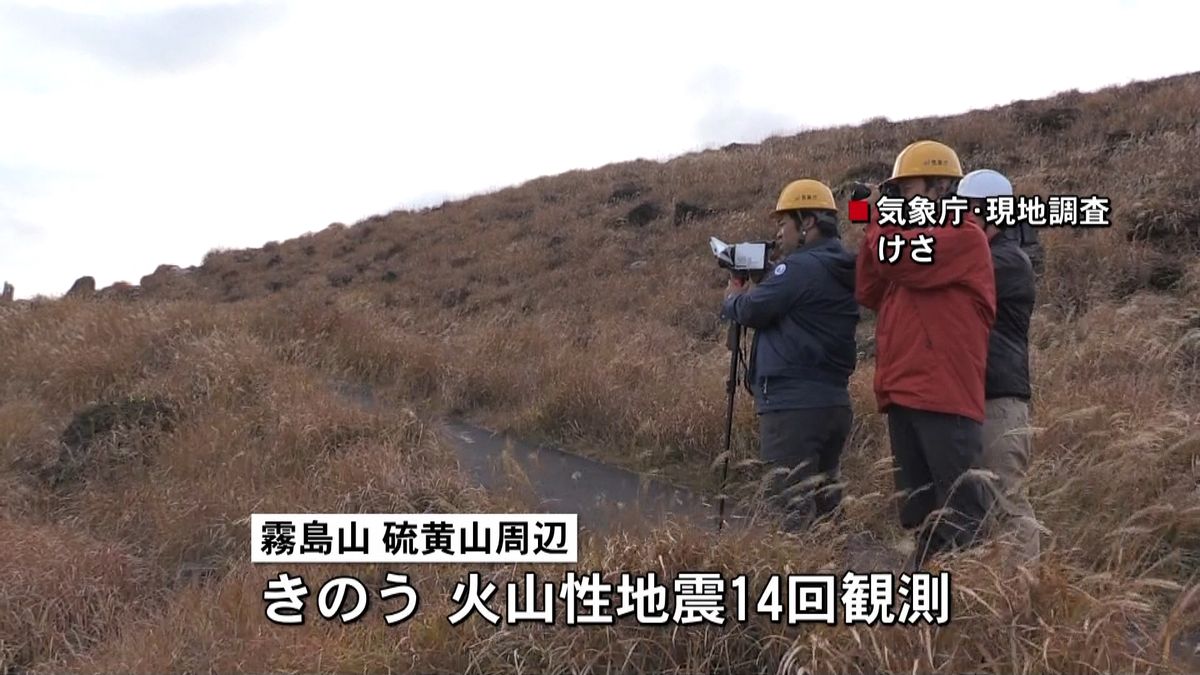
[794,236,841,256]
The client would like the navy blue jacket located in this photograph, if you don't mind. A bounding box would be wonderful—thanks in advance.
[720,237,859,413]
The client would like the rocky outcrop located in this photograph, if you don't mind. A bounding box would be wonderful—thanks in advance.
[65,276,96,298]
[45,395,177,487]
[139,264,197,298]
[97,281,143,301]
[625,201,661,227]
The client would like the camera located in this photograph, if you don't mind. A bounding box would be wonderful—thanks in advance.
[850,181,900,201]
[709,237,775,281]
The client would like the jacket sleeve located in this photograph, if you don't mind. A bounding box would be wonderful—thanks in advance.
[855,229,888,310]
[862,217,991,290]
[721,259,810,329]
[995,247,1035,304]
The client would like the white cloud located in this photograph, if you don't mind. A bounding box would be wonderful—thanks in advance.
[0,1,287,73]
[1,0,1199,297]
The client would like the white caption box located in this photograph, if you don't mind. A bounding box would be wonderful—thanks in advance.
[251,513,578,563]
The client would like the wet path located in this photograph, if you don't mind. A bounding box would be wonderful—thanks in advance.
[438,420,737,533]
[331,380,749,534]
[331,381,1199,669]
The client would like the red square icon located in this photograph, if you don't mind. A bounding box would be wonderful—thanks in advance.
[848,200,870,223]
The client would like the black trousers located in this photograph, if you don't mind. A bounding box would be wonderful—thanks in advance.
[886,405,994,567]
[758,406,853,532]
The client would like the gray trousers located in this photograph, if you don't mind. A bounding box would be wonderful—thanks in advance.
[758,406,853,532]
[981,397,1042,562]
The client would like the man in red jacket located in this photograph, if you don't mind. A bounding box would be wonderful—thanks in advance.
[855,140,997,571]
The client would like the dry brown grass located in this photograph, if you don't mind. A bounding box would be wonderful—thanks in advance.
[2,72,1199,673]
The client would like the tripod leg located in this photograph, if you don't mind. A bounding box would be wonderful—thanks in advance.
[717,322,741,531]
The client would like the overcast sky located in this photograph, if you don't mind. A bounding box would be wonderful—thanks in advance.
[2,0,1198,298]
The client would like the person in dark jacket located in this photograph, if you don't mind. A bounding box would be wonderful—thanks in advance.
[721,178,860,532]
[958,169,1044,563]
[1017,219,1045,277]
[855,140,997,571]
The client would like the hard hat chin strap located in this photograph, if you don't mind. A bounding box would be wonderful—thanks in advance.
[788,211,811,234]
[923,176,958,200]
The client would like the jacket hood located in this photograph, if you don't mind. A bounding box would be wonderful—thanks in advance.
[990,231,1020,249]
[794,238,857,291]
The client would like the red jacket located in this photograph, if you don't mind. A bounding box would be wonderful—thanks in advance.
[855,209,997,423]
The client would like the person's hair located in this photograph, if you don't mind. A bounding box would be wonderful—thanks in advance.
[789,210,840,239]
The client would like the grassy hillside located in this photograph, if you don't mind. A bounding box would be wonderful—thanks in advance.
[141,71,1200,483]
[1,71,1198,673]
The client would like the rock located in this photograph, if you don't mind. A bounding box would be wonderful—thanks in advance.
[1,282,12,303]
[327,269,354,288]
[98,282,143,301]
[608,182,645,203]
[440,287,469,308]
[626,201,661,227]
[374,243,405,262]
[839,161,893,187]
[673,201,716,226]
[1148,261,1185,291]
[1105,129,1133,146]
[1125,203,1200,243]
[65,276,95,298]
[1018,106,1080,134]
[139,264,193,294]
[46,396,177,487]
[175,560,220,585]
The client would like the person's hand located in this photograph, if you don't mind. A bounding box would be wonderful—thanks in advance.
[851,181,881,205]
[851,183,881,229]
[725,276,748,299]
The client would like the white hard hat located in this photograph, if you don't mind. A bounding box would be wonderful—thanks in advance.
[958,169,1013,199]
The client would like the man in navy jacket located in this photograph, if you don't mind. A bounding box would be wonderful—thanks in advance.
[722,179,860,532]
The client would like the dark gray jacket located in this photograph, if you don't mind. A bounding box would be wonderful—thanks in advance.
[720,237,859,413]
[1015,220,1045,276]
[986,232,1035,401]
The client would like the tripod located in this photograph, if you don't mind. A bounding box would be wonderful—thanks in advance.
[717,319,747,532]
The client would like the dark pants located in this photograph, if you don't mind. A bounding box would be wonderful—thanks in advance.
[886,405,994,568]
[758,406,853,532]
